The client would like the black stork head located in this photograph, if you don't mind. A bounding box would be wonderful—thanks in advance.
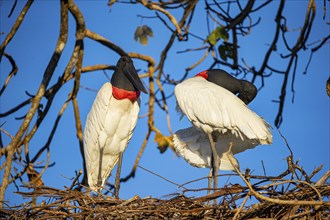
[201,69,257,105]
[237,80,257,105]
[111,56,148,94]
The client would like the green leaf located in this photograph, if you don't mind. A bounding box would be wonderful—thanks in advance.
[134,25,153,46]
[206,31,217,46]
[205,26,228,46]
[218,26,229,42]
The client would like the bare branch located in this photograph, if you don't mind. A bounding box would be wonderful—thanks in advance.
[0,53,18,96]
[137,0,182,36]
[0,0,69,206]
[85,29,126,56]
[0,0,34,63]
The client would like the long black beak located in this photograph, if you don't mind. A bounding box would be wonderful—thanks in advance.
[123,58,148,94]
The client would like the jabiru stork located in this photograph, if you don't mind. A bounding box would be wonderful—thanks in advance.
[174,69,272,194]
[83,56,147,194]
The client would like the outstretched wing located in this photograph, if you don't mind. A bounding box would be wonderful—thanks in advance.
[174,77,272,144]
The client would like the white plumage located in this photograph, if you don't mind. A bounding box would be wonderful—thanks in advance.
[174,76,272,193]
[175,77,272,144]
[83,82,140,191]
[173,126,263,170]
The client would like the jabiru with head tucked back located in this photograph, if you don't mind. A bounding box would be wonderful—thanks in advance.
[83,56,147,195]
[174,69,272,195]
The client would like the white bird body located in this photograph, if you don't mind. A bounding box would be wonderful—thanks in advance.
[83,56,147,194]
[174,76,272,144]
[84,82,140,191]
[174,74,272,195]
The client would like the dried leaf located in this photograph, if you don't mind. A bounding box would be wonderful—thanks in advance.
[139,35,148,46]
[108,0,117,10]
[134,26,144,41]
[154,132,171,154]
[27,165,44,187]
[134,25,153,46]
[143,25,153,37]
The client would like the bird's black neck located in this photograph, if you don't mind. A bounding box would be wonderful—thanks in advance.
[207,69,242,94]
[199,69,257,104]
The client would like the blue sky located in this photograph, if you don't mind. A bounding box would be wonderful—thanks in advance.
[1,1,329,205]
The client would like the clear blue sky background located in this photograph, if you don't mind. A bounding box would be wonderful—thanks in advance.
[1,1,329,205]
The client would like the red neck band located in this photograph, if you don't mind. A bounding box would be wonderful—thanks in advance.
[195,70,208,79]
[112,86,140,101]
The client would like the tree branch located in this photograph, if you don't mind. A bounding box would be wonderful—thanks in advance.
[0,0,34,63]
[0,0,69,206]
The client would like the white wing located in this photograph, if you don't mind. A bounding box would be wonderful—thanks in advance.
[173,126,267,170]
[84,83,112,190]
[83,82,140,190]
[175,77,272,144]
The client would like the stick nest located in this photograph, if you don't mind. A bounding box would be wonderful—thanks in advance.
[1,158,330,219]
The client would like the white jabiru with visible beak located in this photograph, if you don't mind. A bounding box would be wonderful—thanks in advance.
[174,69,272,195]
[83,56,147,194]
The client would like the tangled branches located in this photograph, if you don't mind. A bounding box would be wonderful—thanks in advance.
[1,155,329,219]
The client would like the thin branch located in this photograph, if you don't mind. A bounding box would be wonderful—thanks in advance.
[0,0,34,63]
[256,0,285,79]
[227,0,255,30]
[121,64,155,182]
[7,0,18,18]
[85,29,126,56]
[226,145,329,206]
[274,0,316,128]
[137,165,186,189]
[0,53,19,96]
[137,0,183,36]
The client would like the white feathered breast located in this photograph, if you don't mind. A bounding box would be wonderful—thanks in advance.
[83,82,140,191]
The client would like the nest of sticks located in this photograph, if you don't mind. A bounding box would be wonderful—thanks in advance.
[1,153,330,220]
